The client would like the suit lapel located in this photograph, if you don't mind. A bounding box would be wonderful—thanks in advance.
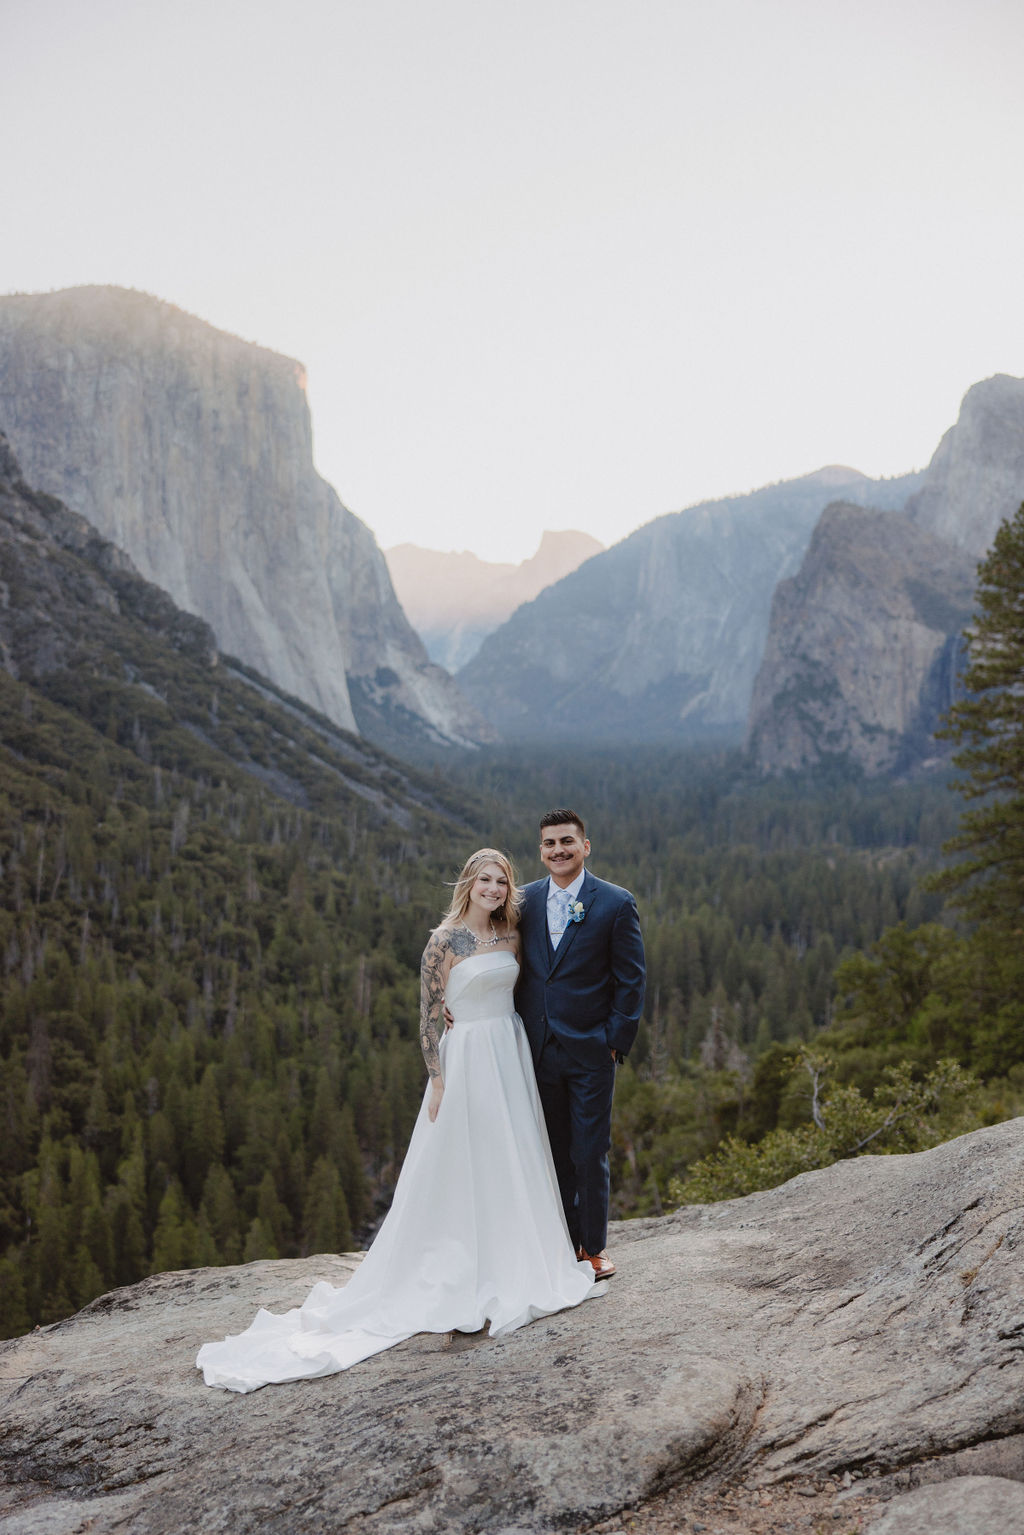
[547,871,597,978]
[525,881,550,976]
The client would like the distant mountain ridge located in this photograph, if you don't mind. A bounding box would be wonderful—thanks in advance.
[385,530,603,671]
[457,467,922,742]
[0,286,494,755]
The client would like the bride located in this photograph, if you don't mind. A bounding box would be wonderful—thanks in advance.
[196,848,601,1392]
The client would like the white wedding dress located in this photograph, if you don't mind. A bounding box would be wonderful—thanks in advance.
[197,951,600,1392]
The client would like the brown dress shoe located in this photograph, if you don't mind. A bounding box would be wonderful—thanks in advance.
[577,1247,616,1279]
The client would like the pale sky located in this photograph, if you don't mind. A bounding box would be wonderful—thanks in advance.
[4,0,1024,561]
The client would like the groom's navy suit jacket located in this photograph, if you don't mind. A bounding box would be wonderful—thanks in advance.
[515,870,646,1068]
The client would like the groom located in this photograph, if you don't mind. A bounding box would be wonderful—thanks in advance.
[515,809,646,1280]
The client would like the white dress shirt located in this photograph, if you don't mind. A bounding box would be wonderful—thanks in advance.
[546,869,586,946]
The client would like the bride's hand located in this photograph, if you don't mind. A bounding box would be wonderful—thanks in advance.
[428,1080,444,1122]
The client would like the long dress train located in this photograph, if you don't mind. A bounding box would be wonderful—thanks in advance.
[196,951,600,1392]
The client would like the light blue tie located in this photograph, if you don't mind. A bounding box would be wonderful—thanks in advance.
[552,888,571,943]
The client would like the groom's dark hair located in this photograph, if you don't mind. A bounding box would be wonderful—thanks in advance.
[539,808,586,838]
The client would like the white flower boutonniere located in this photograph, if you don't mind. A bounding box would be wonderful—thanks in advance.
[567,899,585,924]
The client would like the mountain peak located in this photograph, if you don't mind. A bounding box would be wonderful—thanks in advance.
[802,465,869,486]
[0,285,303,378]
[907,371,1024,555]
[385,530,604,672]
[0,287,493,754]
[532,527,605,556]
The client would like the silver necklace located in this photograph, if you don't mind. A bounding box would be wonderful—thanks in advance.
[463,920,503,948]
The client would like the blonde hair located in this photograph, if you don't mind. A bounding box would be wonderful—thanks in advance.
[440,848,521,930]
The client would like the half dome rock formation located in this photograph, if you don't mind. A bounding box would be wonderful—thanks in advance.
[456,468,921,742]
[386,528,604,672]
[747,503,977,775]
[0,286,493,752]
[907,373,1024,556]
[2,1119,1022,1533]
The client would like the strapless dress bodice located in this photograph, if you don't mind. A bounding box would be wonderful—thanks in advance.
[444,950,519,1024]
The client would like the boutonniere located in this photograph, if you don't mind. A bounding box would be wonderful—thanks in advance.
[567,899,585,924]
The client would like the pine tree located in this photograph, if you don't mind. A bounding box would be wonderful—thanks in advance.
[309,1067,341,1162]
[937,501,1024,931]
[185,1065,225,1201]
[336,1104,368,1233]
[106,1184,147,1286]
[0,1255,31,1338]
[198,1163,241,1264]
[151,1179,198,1272]
[242,1216,278,1262]
[302,1156,352,1255]
[255,1170,290,1254]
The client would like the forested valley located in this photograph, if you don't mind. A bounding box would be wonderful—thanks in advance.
[3,502,1023,1339]
[2,701,1008,1339]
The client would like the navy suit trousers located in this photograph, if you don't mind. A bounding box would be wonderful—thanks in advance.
[533,1030,616,1255]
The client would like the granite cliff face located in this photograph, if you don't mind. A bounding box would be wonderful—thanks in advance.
[907,373,1024,555]
[386,529,603,672]
[0,432,464,822]
[747,503,978,775]
[0,430,217,677]
[457,468,921,741]
[2,1119,1023,1535]
[0,287,493,753]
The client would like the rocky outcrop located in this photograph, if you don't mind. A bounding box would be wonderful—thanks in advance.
[747,503,978,775]
[457,468,921,742]
[3,1118,1022,1534]
[386,529,604,672]
[746,374,1024,777]
[0,287,493,752]
[907,373,1024,555]
[865,1476,1024,1535]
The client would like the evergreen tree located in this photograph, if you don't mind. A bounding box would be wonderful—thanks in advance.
[936,501,1024,932]
[185,1065,225,1202]
[151,1179,198,1272]
[106,1184,147,1286]
[336,1105,368,1232]
[255,1170,291,1254]
[302,1155,352,1255]
[0,1256,30,1336]
[198,1163,241,1264]
[242,1216,278,1262]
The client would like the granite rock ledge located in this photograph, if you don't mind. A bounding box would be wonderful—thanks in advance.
[1,1119,1022,1534]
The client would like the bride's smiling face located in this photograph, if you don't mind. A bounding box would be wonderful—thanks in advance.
[467,862,508,919]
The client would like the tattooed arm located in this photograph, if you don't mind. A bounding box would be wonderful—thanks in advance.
[420,929,453,1121]
[440,924,481,1027]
